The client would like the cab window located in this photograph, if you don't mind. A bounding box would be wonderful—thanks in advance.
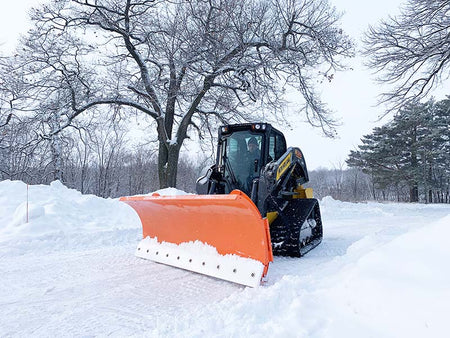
[268,131,286,161]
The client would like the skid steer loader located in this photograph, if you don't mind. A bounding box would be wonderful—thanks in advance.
[120,123,323,287]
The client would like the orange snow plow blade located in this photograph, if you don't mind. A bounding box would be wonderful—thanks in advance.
[120,190,273,287]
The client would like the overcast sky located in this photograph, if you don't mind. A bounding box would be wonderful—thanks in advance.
[0,0,448,170]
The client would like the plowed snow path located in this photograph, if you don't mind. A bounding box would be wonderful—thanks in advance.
[1,244,241,336]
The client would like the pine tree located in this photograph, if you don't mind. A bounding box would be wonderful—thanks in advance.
[347,98,450,203]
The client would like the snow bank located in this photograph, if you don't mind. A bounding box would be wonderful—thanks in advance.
[0,180,140,236]
[320,214,450,337]
[0,180,142,254]
[0,181,193,255]
[160,213,450,337]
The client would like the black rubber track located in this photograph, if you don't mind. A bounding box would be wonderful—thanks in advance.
[269,198,323,257]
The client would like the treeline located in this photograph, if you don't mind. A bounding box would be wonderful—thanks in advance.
[347,98,450,203]
[0,113,380,201]
[308,167,440,203]
[308,167,373,202]
[0,114,205,197]
[1,98,448,203]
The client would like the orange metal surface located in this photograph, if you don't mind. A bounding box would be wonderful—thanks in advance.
[120,190,273,274]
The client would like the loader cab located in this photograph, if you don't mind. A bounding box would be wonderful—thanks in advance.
[216,123,287,196]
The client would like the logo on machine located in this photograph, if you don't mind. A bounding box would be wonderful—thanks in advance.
[276,153,292,180]
[295,149,302,159]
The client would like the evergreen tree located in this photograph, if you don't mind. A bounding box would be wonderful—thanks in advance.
[431,98,450,202]
[347,98,449,203]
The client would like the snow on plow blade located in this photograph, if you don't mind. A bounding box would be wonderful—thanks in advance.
[120,190,273,287]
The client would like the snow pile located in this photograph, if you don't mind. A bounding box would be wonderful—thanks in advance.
[1,180,135,232]
[152,187,192,196]
[0,180,142,254]
[0,181,195,256]
[0,180,449,337]
[127,186,192,197]
[320,214,450,337]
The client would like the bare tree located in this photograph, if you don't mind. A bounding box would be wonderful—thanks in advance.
[0,113,12,128]
[68,126,95,194]
[0,81,14,129]
[1,0,353,188]
[364,0,450,112]
[0,115,51,182]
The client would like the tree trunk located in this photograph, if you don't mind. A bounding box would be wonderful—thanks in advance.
[427,165,433,203]
[409,184,419,202]
[49,113,63,182]
[158,141,181,189]
[409,126,419,203]
[50,136,63,181]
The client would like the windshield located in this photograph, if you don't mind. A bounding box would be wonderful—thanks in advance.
[222,131,263,195]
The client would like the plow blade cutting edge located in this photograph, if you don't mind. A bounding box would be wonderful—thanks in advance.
[120,190,273,287]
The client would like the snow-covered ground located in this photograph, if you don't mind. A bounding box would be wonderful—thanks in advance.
[1,180,449,337]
